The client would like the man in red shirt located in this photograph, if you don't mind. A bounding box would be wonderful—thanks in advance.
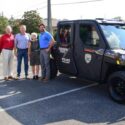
[0,26,14,80]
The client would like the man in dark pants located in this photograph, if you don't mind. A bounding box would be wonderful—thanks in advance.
[39,23,55,82]
[14,25,30,79]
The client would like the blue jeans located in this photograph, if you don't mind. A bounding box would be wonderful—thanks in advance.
[17,49,28,77]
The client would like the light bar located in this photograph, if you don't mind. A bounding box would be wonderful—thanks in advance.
[96,18,125,24]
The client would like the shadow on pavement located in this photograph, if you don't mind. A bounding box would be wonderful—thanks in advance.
[0,74,125,125]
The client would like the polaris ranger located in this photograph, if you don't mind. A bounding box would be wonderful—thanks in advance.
[51,19,125,104]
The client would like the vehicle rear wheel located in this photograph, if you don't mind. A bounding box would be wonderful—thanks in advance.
[50,58,58,79]
[108,71,125,104]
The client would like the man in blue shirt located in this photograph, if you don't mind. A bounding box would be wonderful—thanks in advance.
[39,23,55,82]
[14,25,30,79]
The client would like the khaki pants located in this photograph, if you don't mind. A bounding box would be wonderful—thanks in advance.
[2,49,13,77]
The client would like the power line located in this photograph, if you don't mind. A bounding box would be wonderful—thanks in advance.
[28,1,47,9]
[13,0,104,18]
[37,0,103,10]
[52,0,103,6]
[37,6,47,10]
[13,6,47,18]
[12,1,47,18]
[15,0,104,14]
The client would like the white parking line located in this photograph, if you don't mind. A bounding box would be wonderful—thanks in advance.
[0,91,21,99]
[0,84,7,88]
[0,83,98,112]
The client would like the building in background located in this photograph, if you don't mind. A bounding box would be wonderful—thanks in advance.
[43,18,59,31]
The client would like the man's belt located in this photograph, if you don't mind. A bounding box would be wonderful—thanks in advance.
[17,48,28,50]
[40,47,48,50]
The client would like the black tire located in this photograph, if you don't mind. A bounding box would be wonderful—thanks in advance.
[50,58,58,79]
[108,71,125,104]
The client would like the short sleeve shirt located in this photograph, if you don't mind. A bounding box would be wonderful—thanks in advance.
[15,33,30,49]
[39,31,53,49]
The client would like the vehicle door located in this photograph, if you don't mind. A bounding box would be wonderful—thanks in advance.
[74,21,106,81]
[56,22,77,75]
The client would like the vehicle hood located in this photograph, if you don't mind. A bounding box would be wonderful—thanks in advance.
[105,49,125,65]
[105,49,125,59]
[112,49,125,55]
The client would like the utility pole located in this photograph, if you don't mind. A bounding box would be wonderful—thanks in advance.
[47,0,53,34]
[1,11,4,17]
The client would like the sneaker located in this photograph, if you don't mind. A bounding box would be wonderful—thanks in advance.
[4,77,8,81]
[8,76,14,80]
[15,76,20,80]
[39,77,45,81]
[25,76,29,80]
[43,78,49,83]
[33,76,36,80]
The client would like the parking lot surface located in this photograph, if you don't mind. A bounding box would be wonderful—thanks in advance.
[0,57,125,125]
[0,74,125,125]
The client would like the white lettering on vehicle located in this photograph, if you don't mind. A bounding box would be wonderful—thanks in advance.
[59,47,70,64]
[62,58,70,64]
[59,47,68,53]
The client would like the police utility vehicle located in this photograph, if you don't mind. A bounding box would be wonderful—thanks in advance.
[51,19,125,104]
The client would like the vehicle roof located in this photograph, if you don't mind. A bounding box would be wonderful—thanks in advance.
[58,19,125,25]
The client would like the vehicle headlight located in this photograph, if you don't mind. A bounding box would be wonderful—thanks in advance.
[117,55,125,65]
[121,55,125,60]
[116,55,125,65]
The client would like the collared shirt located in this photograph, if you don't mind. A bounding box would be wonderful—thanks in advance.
[39,31,53,49]
[0,34,14,51]
[15,33,30,49]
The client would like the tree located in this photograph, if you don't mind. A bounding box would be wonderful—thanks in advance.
[9,16,22,34]
[21,10,43,33]
[0,16,9,34]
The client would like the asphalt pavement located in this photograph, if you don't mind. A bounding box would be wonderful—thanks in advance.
[0,56,125,125]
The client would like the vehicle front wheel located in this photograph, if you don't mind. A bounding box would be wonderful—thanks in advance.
[108,71,125,104]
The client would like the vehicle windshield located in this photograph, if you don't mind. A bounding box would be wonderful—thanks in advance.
[100,24,125,49]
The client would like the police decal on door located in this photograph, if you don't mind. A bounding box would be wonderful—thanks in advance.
[85,53,92,64]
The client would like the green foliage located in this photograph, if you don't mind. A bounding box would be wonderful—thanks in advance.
[21,10,43,33]
[0,16,9,34]
[0,10,43,34]
[9,17,22,34]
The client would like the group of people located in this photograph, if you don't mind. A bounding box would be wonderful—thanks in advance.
[0,23,55,82]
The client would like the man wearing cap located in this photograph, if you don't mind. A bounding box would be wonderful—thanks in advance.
[39,23,55,82]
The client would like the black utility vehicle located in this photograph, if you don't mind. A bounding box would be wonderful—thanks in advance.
[51,19,125,103]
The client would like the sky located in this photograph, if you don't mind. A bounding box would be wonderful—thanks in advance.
[0,0,125,20]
